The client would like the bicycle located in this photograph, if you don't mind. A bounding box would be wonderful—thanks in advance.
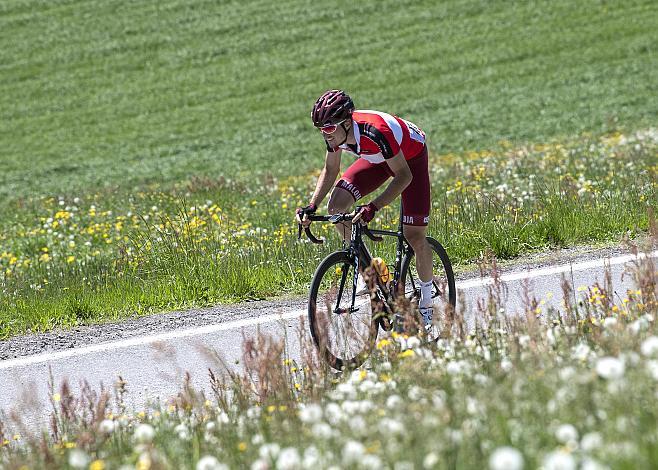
[298,204,456,370]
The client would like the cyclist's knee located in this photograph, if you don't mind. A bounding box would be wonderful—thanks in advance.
[403,225,427,247]
[328,187,355,214]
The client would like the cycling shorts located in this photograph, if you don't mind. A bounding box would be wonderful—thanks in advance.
[335,146,430,226]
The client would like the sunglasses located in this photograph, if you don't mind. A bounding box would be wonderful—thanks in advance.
[317,119,347,134]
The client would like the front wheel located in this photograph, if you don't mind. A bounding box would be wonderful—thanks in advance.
[308,250,378,370]
[399,237,457,329]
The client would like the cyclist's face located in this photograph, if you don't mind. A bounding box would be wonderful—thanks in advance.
[323,119,349,145]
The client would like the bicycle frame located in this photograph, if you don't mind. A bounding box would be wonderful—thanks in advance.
[303,204,414,315]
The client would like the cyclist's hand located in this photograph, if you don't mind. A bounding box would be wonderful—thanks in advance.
[352,202,378,224]
[296,203,317,227]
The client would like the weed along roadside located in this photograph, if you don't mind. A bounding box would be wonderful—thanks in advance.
[0,131,656,339]
[0,244,656,468]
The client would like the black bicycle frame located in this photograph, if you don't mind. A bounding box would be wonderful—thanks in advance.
[302,203,414,314]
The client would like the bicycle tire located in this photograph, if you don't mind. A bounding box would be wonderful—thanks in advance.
[308,250,379,370]
[399,236,457,326]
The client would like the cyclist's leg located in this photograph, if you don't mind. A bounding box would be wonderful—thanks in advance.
[328,158,391,241]
[401,146,433,318]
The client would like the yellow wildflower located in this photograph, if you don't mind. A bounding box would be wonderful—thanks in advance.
[90,460,106,470]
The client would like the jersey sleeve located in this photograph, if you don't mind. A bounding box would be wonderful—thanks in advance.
[362,123,400,159]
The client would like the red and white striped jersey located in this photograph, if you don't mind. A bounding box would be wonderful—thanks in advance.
[326,110,426,164]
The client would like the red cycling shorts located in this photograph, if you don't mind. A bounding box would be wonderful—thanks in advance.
[335,146,430,226]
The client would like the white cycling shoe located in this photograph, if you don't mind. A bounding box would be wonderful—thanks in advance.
[420,305,433,328]
[421,304,439,338]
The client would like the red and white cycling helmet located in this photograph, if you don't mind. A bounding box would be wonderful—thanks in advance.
[311,89,355,127]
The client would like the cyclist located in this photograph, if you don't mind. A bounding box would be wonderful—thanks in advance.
[296,89,436,327]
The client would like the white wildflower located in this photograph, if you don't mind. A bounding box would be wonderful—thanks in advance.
[99,419,115,434]
[543,451,576,470]
[466,397,483,416]
[641,336,658,357]
[362,454,383,469]
[475,373,489,385]
[500,358,513,372]
[350,415,367,435]
[175,423,190,440]
[629,318,649,334]
[406,336,421,350]
[217,411,230,425]
[311,422,334,439]
[251,459,269,470]
[394,461,414,470]
[324,403,343,425]
[581,458,608,470]
[68,449,90,469]
[581,432,603,451]
[423,452,440,469]
[408,385,423,401]
[303,446,320,469]
[488,446,524,470]
[134,423,155,444]
[196,455,228,470]
[335,382,357,400]
[386,394,402,408]
[559,367,576,381]
[359,379,376,393]
[518,335,530,348]
[247,406,261,419]
[572,343,591,361]
[595,356,625,380]
[446,360,465,375]
[432,390,447,410]
[341,400,360,414]
[602,317,617,328]
[342,440,365,466]
[379,417,405,435]
[646,360,658,381]
[299,403,323,424]
[276,447,301,470]
[555,424,578,444]
[259,443,281,460]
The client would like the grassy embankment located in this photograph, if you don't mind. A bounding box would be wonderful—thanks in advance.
[0,0,656,337]
[1,249,656,469]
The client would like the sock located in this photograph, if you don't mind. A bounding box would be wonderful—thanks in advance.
[419,279,433,309]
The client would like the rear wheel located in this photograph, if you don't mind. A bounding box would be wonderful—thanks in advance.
[399,237,456,334]
[308,251,378,370]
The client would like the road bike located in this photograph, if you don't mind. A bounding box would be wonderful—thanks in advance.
[298,204,456,370]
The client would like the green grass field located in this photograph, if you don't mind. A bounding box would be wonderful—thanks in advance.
[0,0,656,337]
[1,0,656,201]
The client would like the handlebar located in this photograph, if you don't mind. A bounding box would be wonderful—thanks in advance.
[297,213,384,244]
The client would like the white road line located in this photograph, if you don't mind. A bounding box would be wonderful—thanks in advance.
[458,250,657,289]
[1,251,655,370]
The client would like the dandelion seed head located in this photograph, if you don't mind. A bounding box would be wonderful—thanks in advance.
[489,446,524,470]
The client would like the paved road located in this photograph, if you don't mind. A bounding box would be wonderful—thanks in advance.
[1,250,655,433]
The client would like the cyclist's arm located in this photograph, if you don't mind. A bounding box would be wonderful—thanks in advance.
[310,149,342,206]
[370,151,412,209]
